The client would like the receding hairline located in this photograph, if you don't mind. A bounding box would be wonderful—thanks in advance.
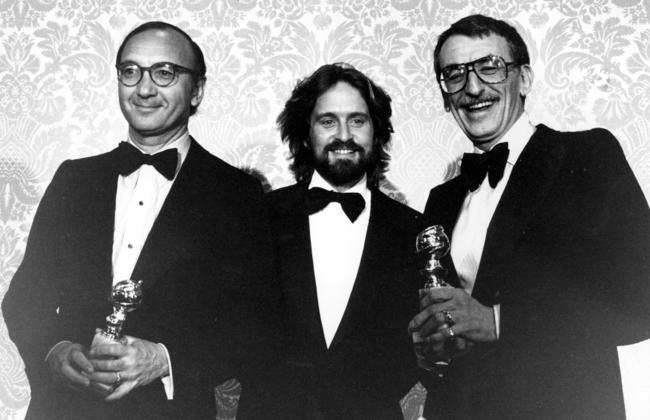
[117,26,198,70]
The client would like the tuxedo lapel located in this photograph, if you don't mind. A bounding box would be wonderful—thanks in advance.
[276,184,328,350]
[327,192,379,350]
[474,125,567,302]
[423,178,467,288]
[83,148,121,296]
[131,140,205,291]
[425,178,466,235]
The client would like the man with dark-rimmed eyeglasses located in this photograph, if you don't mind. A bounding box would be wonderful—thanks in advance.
[409,14,650,420]
[3,21,279,419]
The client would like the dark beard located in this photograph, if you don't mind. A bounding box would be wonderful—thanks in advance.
[313,140,377,187]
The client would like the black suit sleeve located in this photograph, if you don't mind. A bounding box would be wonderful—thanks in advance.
[2,161,76,392]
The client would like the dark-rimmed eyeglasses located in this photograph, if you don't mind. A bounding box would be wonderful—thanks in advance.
[116,62,197,87]
[438,55,519,94]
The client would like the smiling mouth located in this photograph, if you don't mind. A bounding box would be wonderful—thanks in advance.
[464,99,497,112]
[133,102,161,109]
[330,148,358,155]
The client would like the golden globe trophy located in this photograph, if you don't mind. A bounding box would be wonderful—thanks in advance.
[91,279,143,348]
[413,225,452,371]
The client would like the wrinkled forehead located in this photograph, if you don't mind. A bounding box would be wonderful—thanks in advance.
[438,34,513,67]
[311,82,370,118]
[119,28,195,69]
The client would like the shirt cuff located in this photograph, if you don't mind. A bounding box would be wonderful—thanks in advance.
[493,304,501,339]
[45,341,72,362]
[159,343,174,400]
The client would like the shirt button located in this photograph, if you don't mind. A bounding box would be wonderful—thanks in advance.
[127,244,133,249]
[139,201,144,206]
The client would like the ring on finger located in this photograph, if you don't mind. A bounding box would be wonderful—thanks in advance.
[443,311,454,326]
[114,372,121,385]
[446,326,455,338]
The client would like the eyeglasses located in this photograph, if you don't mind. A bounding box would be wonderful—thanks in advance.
[116,62,197,87]
[438,55,519,94]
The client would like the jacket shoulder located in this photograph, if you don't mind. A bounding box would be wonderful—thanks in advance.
[265,183,304,215]
[374,189,420,220]
[191,141,265,196]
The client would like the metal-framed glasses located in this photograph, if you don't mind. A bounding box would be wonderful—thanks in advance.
[116,62,197,87]
[438,55,519,94]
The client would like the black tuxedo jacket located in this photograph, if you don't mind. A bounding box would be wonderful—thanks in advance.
[422,125,650,420]
[2,139,279,420]
[264,183,421,419]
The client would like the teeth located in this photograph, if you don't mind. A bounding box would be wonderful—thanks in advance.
[331,149,355,154]
[468,101,492,110]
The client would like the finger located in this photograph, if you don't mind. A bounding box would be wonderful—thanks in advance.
[425,330,446,344]
[89,343,127,358]
[60,363,91,387]
[105,380,138,402]
[435,311,457,326]
[419,316,449,337]
[89,380,114,396]
[419,287,456,306]
[86,370,123,386]
[70,349,94,374]
[409,303,448,331]
[89,357,125,372]
[438,323,465,339]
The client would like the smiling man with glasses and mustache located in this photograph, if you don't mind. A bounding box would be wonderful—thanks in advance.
[3,21,279,419]
[408,14,650,420]
[262,63,421,419]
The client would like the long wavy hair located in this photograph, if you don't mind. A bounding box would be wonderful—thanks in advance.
[277,63,394,187]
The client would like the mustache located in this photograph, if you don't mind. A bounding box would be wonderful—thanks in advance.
[458,96,500,107]
[323,140,364,152]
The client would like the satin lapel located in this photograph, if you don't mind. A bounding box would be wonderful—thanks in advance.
[277,184,329,350]
[425,177,468,238]
[474,125,567,302]
[329,191,383,350]
[88,149,121,296]
[131,140,203,292]
[423,177,467,288]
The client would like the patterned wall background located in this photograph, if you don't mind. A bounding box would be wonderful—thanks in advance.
[1,0,649,418]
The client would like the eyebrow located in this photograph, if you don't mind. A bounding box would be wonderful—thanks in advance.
[312,111,370,120]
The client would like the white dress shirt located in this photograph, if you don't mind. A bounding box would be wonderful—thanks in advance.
[308,171,371,348]
[451,114,536,337]
[111,132,190,399]
[112,134,190,284]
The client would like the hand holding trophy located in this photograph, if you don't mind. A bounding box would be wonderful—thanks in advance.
[413,225,452,372]
[91,279,143,348]
[88,279,143,393]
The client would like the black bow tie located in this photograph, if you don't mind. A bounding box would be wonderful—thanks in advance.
[305,187,366,222]
[461,143,510,192]
[116,142,178,180]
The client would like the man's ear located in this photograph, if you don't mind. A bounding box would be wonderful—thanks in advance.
[443,95,451,112]
[190,77,206,107]
[518,64,534,97]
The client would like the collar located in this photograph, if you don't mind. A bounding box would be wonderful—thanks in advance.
[474,113,536,166]
[309,171,371,204]
[127,131,191,177]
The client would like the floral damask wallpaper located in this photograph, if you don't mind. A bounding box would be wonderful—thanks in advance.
[1,0,649,418]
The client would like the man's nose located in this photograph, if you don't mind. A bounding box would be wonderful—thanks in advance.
[336,123,352,140]
[136,70,157,97]
[464,70,484,96]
